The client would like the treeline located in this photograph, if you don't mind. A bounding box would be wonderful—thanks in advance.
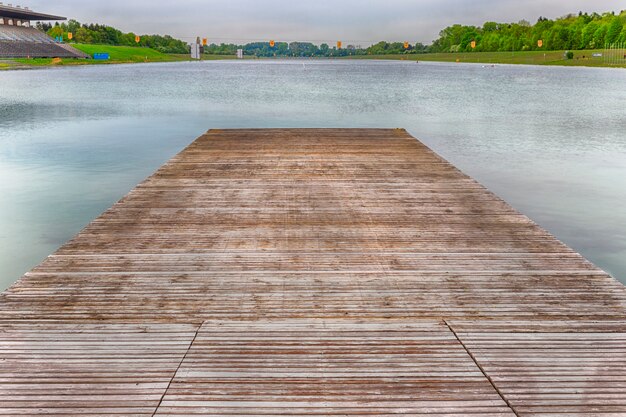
[205,42,364,57]
[205,41,429,57]
[431,11,626,52]
[200,10,626,57]
[36,20,188,54]
[204,42,361,57]
[34,9,626,57]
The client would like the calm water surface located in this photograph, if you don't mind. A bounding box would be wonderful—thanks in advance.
[1,60,625,289]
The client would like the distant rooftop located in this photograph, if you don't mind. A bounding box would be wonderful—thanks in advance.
[0,3,65,21]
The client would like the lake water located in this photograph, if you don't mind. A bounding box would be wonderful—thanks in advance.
[1,60,625,289]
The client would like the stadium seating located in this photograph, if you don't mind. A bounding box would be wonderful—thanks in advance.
[0,25,88,58]
[0,25,55,42]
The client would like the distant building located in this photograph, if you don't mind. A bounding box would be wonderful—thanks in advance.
[236,49,243,59]
[0,3,87,58]
[190,37,201,59]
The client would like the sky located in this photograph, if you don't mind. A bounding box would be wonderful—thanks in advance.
[24,0,626,45]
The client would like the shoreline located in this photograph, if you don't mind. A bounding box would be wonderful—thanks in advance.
[350,50,626,69]
[2,49,625,71]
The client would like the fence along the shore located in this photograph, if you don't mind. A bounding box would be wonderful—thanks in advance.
[604,42,626,65]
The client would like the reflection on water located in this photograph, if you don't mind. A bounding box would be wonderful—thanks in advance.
[1,60,625,288]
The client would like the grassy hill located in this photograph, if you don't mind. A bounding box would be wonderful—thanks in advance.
[72,44,183,62]
[9,44,188,68]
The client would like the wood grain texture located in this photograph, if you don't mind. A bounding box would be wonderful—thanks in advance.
[0,128,624,414]
[156,320,516,416]
[449,320,626,416]
[1,129,624,324]
[0,323,198,415]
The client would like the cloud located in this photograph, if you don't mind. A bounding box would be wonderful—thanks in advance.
[24,0,626,44]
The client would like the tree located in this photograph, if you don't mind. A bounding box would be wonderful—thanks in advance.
[43,20,189,54]
[36,22,52,32]
[75,27,93,44]
[428,9,626,53]
[67,19,80,35]
[34,8,626,58]
[582,21,600,48]
[483,22,498,32]
[593,25,608,47]
[607,17,623,44]
[48,25,63,39]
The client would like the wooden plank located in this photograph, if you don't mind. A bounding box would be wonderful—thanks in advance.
[449,321,626,416]
[155,320,515,416]
[0,128,624,413]
[1,129,624,323]
[0,323,198,415]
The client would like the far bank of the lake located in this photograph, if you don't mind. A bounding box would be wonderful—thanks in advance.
[346,49,626,68]
[2,45,625,70]
[0,44,233,70]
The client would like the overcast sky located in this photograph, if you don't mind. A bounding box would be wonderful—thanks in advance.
[25,0,626,45]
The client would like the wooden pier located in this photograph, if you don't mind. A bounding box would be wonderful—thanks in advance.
[1,128,625,415]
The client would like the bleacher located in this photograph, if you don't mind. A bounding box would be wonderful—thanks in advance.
[0,25,88,58]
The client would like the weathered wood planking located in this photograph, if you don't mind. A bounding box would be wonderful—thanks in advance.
[0,128,625,414]
[449,320,626,416]
[156,320,516,416]
[1,129,624,323]
[0,323,198,415]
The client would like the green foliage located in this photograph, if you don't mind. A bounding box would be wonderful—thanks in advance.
[205,41,364,57]
[35,9,626,58]
[607,17,624,43]
[430,10,626,52]
[45,20,188,54]
[566,51,574,59]
[203,40,427,58]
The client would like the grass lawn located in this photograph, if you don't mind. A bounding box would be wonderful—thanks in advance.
[348,49,626,68]
[12,44,189,67]
[73,44,186,62]
[8,45,625,69]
